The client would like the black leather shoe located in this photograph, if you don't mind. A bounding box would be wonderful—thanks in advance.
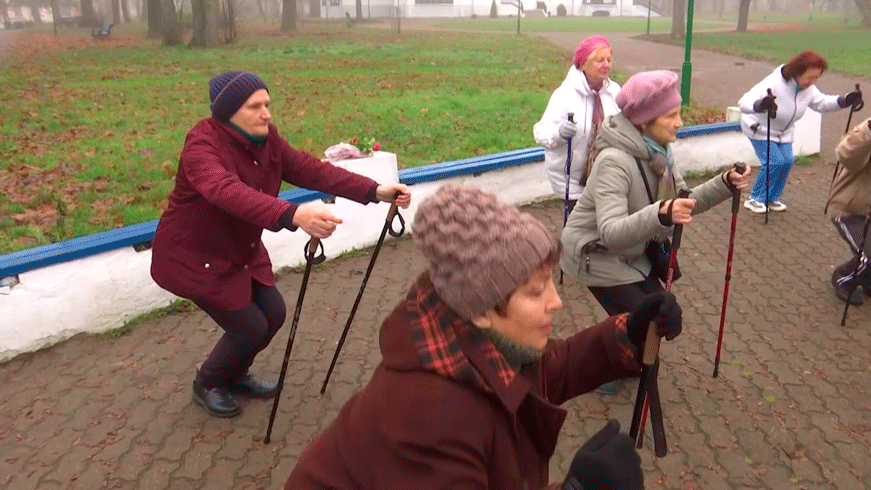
[229,373,279,399]
[192,379,241,418]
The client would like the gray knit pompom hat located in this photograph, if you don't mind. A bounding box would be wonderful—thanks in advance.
[413,184,558,320]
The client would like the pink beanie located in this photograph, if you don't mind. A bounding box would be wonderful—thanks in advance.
[615,70,683,126]
[573,35,610,69]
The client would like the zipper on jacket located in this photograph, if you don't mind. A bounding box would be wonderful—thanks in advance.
[781,84,799,144]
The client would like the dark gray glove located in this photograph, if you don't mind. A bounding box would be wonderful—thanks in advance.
[839,89,863,110]
[559,120,578,140]
[563,419,643,490]
[753,93,777,117]
[626,291,683,350]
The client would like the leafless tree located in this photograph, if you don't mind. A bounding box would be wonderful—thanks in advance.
[190,0,219,46]
[281,0,296,31]
[736,0,751,31]
[855,0,871,25]
[671,0,685,38]
[81,0,97,26]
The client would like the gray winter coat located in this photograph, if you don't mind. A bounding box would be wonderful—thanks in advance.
[560,113,732,287]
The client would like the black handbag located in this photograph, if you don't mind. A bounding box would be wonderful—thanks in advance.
[636,158,681,283]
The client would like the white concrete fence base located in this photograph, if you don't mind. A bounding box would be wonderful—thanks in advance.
[0,111,823,361]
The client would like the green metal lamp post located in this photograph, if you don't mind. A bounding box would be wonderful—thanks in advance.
[680,0,695,105]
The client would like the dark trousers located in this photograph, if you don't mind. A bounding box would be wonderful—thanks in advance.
[587,273,664,316]
[195,281,287,389]
[831,215,871,287]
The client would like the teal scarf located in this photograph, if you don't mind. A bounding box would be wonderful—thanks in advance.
[642,135,676,201]
[224,120,268,148]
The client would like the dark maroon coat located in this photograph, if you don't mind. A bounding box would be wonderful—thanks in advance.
[286,273,642,490]
[151,118,377,310]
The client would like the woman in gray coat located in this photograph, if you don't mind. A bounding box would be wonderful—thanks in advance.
[561,70,750,393]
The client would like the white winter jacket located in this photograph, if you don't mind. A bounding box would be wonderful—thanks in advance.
[738,65,842,143]
[534,67,620,200]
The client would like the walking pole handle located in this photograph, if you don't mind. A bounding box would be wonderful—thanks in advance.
[851,83,864,112]
[568,112,575,123]
[671,189,692,249]
[386,191,406,237]
[642,321,660,365]
[731,163,747,214]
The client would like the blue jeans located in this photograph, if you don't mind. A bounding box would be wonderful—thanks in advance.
[748,139,794,203]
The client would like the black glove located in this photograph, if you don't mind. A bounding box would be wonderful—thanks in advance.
[753,93,778,117]
[562,419,643,490]
[626,291,683,350]
[839,89,863,110]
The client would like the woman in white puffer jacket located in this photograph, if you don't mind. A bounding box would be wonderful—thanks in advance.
[738,49,860,214]
[534,35,621,209]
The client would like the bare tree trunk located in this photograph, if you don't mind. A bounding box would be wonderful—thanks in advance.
[355,0,361,18]
[161,0,181,43]
[148,0,163,37]
[219,0,235,42]
[112,0,122,22]
[854,0,871,24]
[30,0,43,24]
[0,0,11,23]
[121,0,131,22]
[190,0,219,46]
[671,0,685,38]
[309,0,319,17]
[50,0,60,28]
[736,0,751,30]
[281,0,296,31]
[81,0,98,25]
[254,0,267,21]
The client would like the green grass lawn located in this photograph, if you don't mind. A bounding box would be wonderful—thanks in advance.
[434,16,725,33]
[647,22,871,77]
[0,19,774,255]
[0,23,578,254]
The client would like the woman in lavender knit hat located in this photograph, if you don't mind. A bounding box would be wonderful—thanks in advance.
[561,70,752,394]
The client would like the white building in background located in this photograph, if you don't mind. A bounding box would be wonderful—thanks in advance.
[318,0,655,19]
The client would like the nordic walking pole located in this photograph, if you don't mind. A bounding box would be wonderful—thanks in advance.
[560,112,575,286]
[264,237,325,444]
[713,162,747,378]
[840,211,871,326]
[631,188,691,454]
[320,197,405,395]
[826,84,863,215]
[765,89,773,225]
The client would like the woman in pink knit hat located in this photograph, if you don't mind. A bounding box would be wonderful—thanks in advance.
[534,35,621,208]
[561,70,751,394]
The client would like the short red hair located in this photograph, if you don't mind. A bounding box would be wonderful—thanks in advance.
[782,50,828,80]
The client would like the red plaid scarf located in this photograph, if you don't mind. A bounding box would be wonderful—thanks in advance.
[407,273,516,392]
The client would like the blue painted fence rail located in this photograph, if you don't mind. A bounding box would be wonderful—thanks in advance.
[0,122,740,278]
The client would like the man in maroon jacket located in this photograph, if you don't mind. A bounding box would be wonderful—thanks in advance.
[286,184,682,490]
[150,71,410,418]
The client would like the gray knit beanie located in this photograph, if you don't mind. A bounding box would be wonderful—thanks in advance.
[413,184,558,320]
[209,71,268,121]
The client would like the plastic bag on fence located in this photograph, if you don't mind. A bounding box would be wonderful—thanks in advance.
[324,142,365,163]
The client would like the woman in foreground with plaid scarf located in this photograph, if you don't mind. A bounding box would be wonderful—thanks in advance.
[286,184,683,489]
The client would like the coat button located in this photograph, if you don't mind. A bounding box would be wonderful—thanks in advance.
[204,263,210,269]
[244,264,248,269]
[254,160,259,166]
[251,242,256,248]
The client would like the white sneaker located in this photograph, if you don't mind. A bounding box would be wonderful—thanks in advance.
[767,201,787,212]
[743,199,767,214]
